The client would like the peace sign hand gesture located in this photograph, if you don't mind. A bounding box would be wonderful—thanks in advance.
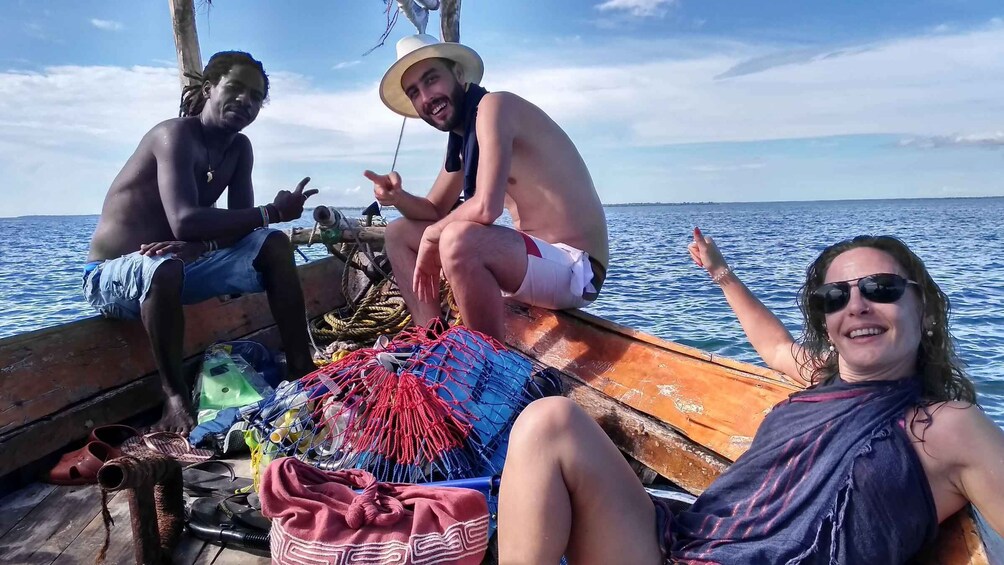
[271,177,318,222]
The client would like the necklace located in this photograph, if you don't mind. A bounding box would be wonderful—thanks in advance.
[199,121,217,183]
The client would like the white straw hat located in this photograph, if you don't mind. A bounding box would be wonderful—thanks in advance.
[379,34,484,118]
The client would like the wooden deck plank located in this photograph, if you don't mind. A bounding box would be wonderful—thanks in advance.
[50,490,134,565]
[192,545,271,565]
[0,482,56,539]
[173,534,210,564]
[0,484,106,564]
[0,256,344,434]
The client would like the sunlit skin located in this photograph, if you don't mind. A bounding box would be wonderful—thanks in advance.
[203,64,266,133]
[498,236,1004,563]
[687,233,1004,529]
[822,247,924,383]
[89,64,270,261]
[86,61,316,435]
[402,59,467,133]
[366,56,608,341]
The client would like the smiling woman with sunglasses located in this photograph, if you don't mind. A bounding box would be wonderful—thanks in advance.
[497,230,1004,565]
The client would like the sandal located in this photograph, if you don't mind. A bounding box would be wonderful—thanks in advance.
[88,424,141,458]
[219,493,270,531]
[122,431,214,464]
[44,441,115,485]
[185,495,271,551]
[183,460,252,497]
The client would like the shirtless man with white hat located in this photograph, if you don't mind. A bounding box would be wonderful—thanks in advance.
[365,34,609,341]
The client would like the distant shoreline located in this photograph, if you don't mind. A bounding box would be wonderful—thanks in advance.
[5,194,1002,219]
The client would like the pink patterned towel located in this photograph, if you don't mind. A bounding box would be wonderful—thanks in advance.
[260,458,489,565]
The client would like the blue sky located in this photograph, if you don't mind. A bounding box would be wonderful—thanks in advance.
[2,0,1003,217]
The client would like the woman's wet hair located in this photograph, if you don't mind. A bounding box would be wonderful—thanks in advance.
[794,235,976,404]
[179,51,269,117]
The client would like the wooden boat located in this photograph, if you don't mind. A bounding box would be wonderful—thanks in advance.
[1,0,974,561]
[0,251,991,563]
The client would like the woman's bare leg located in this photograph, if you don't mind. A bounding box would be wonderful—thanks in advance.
[498,397,664,565]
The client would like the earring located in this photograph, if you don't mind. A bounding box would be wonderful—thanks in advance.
[925,320,935,338]
[828,343,836,353]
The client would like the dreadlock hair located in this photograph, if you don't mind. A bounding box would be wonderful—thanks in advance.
[794,235,976,404]
[179,51,269,117]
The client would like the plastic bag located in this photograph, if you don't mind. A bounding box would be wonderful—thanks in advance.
[194,347,274,424]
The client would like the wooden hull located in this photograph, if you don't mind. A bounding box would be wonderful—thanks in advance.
[503,302,990,565]
[0,256,346,481]
[0,259,989,563]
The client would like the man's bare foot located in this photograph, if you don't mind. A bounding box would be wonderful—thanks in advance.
[150,394,196,436]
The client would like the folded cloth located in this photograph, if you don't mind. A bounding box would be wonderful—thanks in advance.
[260,458,489,565]
[189,407,240,448]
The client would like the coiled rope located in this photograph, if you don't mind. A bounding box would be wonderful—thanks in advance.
[307,116,462,359]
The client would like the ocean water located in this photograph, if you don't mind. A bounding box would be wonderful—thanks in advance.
[1,199,1002,427]
[3,198,1004,556]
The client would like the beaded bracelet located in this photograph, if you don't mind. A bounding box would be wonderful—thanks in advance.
[712,266,732,284]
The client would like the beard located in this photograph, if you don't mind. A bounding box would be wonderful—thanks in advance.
[419,81,467,132]
[214,103,254,134]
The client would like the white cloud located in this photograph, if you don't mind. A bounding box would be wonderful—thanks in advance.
[0,63,438,215]
[333,60,362,70]
[489,24,1004,146]
[90,19,123,31]
[595,0,675,18]
[4,22,1004,215]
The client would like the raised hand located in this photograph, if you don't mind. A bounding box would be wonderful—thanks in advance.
[139,241,204,263]
[363,170,403,207]
[688,227,729,279]
[272,177,318,222]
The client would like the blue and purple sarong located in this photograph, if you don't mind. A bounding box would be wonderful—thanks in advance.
[659,376,938,564]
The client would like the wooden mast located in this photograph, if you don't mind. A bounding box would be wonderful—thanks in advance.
[441,0,460,42]
[168,0,202,92]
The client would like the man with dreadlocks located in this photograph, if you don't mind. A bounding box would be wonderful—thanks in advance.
[84,51,317,435]
[365,35,609,342]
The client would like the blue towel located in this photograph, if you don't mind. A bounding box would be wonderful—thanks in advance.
[444,84,489,203]
[189,406,240,447]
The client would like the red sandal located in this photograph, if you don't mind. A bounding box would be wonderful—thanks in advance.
[44,441,116,486]
[87,424,141,458]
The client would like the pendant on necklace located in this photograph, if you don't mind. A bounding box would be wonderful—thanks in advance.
[206,169,214,183]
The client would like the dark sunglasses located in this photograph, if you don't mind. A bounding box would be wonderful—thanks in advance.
[811,273,919,314]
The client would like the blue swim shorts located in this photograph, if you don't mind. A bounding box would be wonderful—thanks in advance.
[82,228,278,320]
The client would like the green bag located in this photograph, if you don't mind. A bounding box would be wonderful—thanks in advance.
[195,349,267,424]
